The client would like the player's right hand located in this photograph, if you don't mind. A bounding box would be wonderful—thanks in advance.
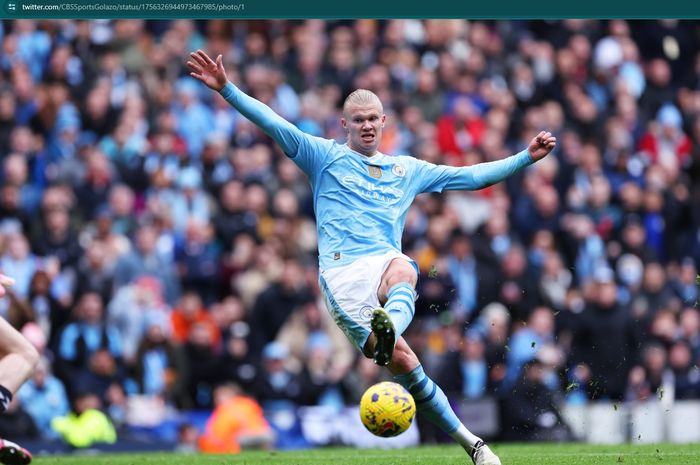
[187,50,228,92]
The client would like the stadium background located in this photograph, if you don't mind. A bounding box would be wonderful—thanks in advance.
[0,19,700,452]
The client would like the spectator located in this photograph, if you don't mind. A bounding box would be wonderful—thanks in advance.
[74,240,116,306]
[133,313,189,408]
[437,329,491,400]
[625,342,672,402]
[570,268,636,401]
[170,291,219,347]
[198,383,274,454]
[51,391,117,449]
[169,166,212,237]
[18,356,70,440]
[182,321,221,409]
[214,180,259,251]
[112,222,180,305]
[0,231,39,299]
[276,298,354,379]
[27,269,71,350]
[445,233,499,322]
[497,245,541,323]
[31,205,82,271]
[506,306,556,389]
[73,348,125,408]
[247,259,312,360]
[56,292,122,395]
[251,342,312,409]
[174,220,221,304]
[500,349,571,442]
[107,275,170,364]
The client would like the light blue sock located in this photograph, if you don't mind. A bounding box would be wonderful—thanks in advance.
[394,364,461,434]
[384,282,415,340]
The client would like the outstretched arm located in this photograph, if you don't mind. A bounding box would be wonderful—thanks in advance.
[419,131,557,192]
[187,50,305,156]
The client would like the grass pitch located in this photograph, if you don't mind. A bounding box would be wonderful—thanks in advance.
[33,443,700,465]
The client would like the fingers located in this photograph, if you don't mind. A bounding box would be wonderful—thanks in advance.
[0,274,14,287]
[186,60,202,74]
[0,274,14,296]
[197,49,216,67]
[189,51,208,68]
[216,54,223,70]
[535,131,556,148]
[536,131,551,142]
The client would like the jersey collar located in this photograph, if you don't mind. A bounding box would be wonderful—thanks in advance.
[344,143,384,164]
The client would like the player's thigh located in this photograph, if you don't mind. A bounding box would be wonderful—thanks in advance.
[0,317,34,358]
[378,258,418,302]
[319,273,373,353]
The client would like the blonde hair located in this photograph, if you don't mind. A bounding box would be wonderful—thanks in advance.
[343,89,383,115]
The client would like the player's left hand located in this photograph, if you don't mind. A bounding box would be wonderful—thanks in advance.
[188,50,228,92]
[528,131,556,161]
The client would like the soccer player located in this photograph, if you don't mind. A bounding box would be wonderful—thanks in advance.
[189,50,556,465]
[0,274,38,465]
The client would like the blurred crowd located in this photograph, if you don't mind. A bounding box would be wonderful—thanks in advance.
[1,19,700,447]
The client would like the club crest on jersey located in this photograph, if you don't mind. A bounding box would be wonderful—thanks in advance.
[368,165,382,179]
[392,164,406,177]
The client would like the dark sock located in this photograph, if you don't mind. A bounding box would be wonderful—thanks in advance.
[0,384,12,414]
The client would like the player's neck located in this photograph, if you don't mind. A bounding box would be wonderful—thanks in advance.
[347,142,379,158]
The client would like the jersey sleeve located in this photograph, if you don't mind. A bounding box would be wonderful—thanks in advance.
[219,82,330,176]
[413,149,534,193]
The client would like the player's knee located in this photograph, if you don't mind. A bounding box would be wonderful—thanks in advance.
[387,272,416,289]
[383,262,417,292]
[19,340,39,372]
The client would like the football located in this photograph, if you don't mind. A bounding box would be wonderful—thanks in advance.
[359,381,416,437]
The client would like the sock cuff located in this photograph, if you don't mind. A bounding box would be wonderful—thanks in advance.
[387,282,417,300]
[393,364,425,387]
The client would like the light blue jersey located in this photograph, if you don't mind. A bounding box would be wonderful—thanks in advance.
[220,82,534,271]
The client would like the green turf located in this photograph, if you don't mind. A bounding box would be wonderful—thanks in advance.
[32,443,700,465]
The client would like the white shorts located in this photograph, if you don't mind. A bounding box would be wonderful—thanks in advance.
[318,251,417,351]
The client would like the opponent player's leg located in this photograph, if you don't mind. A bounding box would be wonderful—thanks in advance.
[388,338,501,465]
[0,318,39,407]
[0,319,38,465]
[371,258,417,366]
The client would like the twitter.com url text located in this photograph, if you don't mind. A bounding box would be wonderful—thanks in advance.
[12,2,245,12]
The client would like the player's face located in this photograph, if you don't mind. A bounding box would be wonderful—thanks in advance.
[342,103,386,156]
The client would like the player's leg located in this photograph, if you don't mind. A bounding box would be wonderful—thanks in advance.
[320,261,499,464]
[0,319,38,465]
[0,318,39,408]
[371,258,417,365]
[0,318,39,412]
[389,338,501,465]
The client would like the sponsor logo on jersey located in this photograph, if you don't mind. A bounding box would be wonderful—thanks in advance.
[341,175,405,204]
